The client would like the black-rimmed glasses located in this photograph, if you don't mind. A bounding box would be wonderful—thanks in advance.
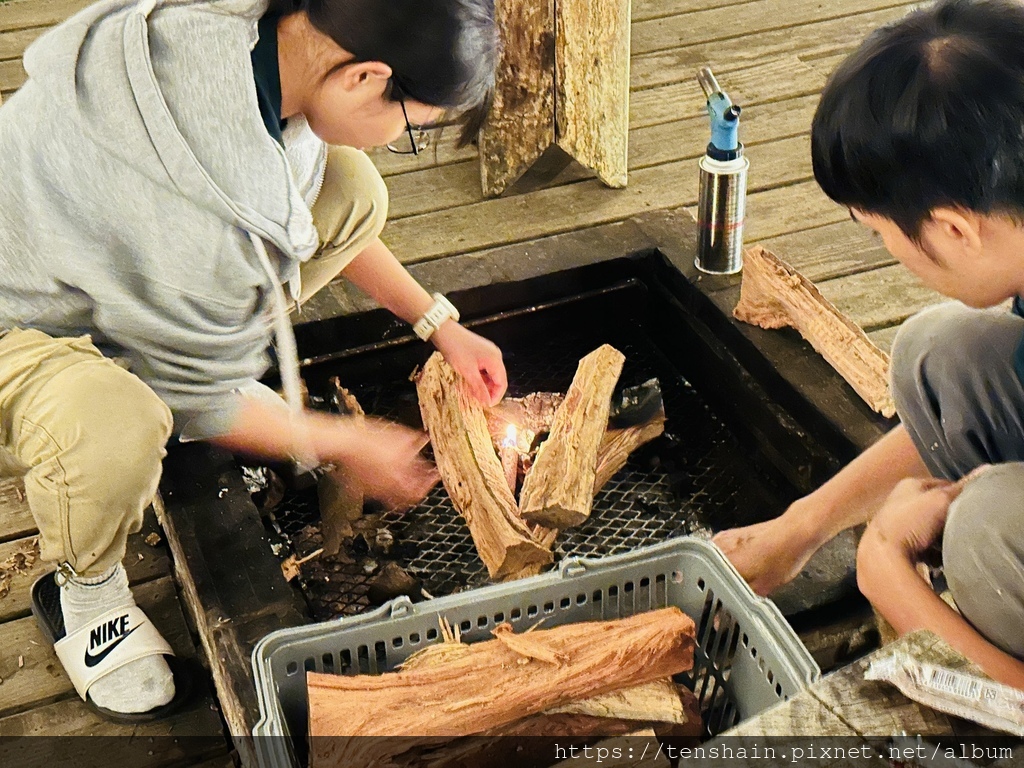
[386,79,431,155]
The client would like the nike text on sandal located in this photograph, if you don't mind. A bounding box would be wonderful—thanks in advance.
[31,571,194,723]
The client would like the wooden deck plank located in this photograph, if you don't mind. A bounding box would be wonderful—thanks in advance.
[367,3,913,179]
[0,0,92,33]
[387,91,819,220]
[0,25,43,61]
[0,509,172,624]
[631,0,913,56]
[630,54,825,131]
[0,576,195,720]
[633,0,761,23]
[741,179,848,243]
[867,324,902,354]
[0,477,34,543]
[373,56,826,184]
[0,57,22,92]
[759,220,896,284]
[819,264,944,333]
[631,3,915,91]
[382,131,813,263]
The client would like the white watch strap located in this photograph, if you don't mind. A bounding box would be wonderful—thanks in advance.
[413,293,460,341]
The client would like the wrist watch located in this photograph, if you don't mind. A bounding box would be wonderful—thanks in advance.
[413,293,460,341]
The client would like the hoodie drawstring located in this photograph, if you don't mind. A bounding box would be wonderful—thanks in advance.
[248,232,317,472]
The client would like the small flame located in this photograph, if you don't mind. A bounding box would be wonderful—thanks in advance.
[502,424,518,449]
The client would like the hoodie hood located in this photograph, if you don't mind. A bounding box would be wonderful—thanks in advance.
[0,0,327,442]
[22,0,319,259]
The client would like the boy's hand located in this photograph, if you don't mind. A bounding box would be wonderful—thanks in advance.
[333,418,440,510]
[865,476,966,558]
[431,321,508,406]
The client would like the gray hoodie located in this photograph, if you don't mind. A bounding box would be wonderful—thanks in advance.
[0,0,328,440]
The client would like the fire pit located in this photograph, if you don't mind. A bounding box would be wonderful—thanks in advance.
[158,211,892,756]
[262,272,819,620]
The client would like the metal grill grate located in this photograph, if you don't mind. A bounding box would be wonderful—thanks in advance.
[260,324,788,620]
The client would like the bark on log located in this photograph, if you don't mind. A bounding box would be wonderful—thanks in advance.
[478,0,555,196]
[734,246,896,418]
[555,0,631,188]
[307,608,697,767]
[519,345,625,528]
[416,353,551,580]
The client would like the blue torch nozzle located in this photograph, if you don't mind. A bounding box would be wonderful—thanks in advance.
[697,66,741,159]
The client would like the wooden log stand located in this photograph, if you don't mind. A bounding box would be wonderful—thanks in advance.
[733,246,896,418]
[479,0,631,196]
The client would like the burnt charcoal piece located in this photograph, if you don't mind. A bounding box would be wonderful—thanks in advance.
[366,562,422,605]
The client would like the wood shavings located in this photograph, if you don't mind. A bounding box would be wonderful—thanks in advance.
[492,622,568,666]
[144,532,162,547]
[281,548,324,582]
[0,537,40,600]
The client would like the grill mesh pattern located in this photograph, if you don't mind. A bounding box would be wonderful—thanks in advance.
[263,326,787,619]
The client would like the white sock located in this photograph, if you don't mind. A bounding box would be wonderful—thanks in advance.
[60,563,175,713]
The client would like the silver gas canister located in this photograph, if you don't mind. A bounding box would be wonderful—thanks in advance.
[695,67,748,275]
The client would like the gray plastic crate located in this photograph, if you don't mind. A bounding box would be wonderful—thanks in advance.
[251,537,820,767]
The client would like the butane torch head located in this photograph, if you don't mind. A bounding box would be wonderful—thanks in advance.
[696,66,742,159]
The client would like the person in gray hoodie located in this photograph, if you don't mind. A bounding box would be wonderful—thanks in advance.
[0,0,505,718]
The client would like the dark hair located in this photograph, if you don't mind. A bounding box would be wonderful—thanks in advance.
[811,0,1024,238]
[269,0,497,146]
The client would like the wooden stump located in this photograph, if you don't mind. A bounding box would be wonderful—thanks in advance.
[479,0,630,196]
[519,344,625,528]
[734,246,896,417]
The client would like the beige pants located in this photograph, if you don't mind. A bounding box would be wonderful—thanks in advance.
[0,147,388,575]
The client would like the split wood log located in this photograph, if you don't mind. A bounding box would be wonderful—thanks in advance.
[734,246,896,417]
[548,679,695,727]
[416,353,551,580]
[307,607,697,767]
[519,345,625,528]
[555,0,631,189]
[317,379,366,555]
[478,0,555,197]
[487,392,665,496]
[479,0,631,196]
[485,392,564,450]
[594,408,666,493]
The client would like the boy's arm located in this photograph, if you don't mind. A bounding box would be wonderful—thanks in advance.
[858,478,1024,688]
[715,424,931,595]
[341,237,507,404]
[209,394,438,510]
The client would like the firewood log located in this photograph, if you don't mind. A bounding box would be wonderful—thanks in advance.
[519,345,625,528]
[733,246,896,417]
[594,408,666,493]
[548,679,693,726]
[307,608,696,767]
[417,353,552,580]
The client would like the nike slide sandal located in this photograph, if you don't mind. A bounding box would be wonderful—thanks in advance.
[31,571,194,723]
